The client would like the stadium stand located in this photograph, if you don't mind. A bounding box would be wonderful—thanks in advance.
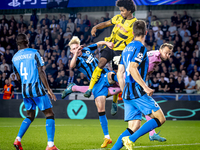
[0,9,200,94]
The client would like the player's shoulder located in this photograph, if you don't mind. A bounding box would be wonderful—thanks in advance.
[112,14,123,21]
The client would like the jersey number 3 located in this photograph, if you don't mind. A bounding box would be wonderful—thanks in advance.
[20,62,28,80]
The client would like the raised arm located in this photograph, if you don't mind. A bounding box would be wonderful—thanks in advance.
[91,20,113,37]
[117,64,125,92]
[96,41,114,49]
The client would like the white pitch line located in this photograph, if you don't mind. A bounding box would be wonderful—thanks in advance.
[83,143,200,150]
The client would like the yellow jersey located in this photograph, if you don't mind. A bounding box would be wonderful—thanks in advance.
[105,14,137,51]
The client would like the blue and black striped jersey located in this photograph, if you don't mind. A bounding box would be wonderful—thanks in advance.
[119,41,149,100]
[12,48,46,98]
[76,44,109,80]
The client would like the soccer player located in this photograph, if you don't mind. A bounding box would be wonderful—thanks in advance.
[113,20,166,150]
[63,36,116,148]
[12,33,58,150]
[84,0,137,99]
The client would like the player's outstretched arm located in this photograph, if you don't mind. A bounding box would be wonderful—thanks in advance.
[91,20,113,37]
[96,41,114,49]
[38,66,57,101]
[70,46,81,68]
[129,62,154,96]
[117,64,125,92]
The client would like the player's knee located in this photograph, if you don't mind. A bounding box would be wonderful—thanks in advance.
[43,108,54,117]
[27,116,34,122]
[98,58,107,69]
[154,117,165,127]
[46,116,55,120]
[98,112,106,116]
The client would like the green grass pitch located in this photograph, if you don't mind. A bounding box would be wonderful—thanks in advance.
[0,118,200,150]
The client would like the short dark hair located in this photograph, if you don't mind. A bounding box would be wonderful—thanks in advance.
[116,0,136,13]
[16,33,28,46]
[133,20,147,38]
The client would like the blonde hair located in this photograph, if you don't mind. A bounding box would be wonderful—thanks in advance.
[160,43,174,51]
[69,36,80,48]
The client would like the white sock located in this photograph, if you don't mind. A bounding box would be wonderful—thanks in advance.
[105,135,110,139]
[48,141,54,147]
[16,136,21,142]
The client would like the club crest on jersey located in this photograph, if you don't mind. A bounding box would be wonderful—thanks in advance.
[135,52,143,62]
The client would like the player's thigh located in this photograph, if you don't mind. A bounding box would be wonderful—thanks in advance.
[27,109,36,118]
[23,97,37,111]
[32,94,53,111]
[43,108,54,117]
[95,96,106,112]
[123,99,142,122]
[128,120,141,132]
[150,109,166,124]
[99,46,113,67]
[134,94,160,116]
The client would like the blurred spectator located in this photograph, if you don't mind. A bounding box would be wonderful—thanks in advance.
[10,73,20,91]
[84,26,91,44]
[0,43,5,56]
[63,27,72,42]
[40,14,50,26]
[171,11,178,23]
[48,77,57,89]
[151,77,159,92]
[30,10,38,29]
[196,76,200,94]
[4,66,11,79]
[49,19,58,30]
[180,25,191,40]
[175,76,185,93]
[57,51,67,65]
[74,13,82,27]
[146,11,152,25]
[167,78,175,93]
[67,18,75,33]
[67,70,75,86]
[59,15,68,32]
[56,70,68,88]
[2,79,14,99]
[185,76,196,94]
[47,63,58,79]
[0,59,9,72]
[151,15,161,27]
[168,22,177,39]
[83,15,91,27]
[158,76,168,92]
[74,26,83,39]
[181,11,189,24]
[162,20,169,38]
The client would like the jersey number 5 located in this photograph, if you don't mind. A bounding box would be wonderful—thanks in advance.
[20,62,28,80]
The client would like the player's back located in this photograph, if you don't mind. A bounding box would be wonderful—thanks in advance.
[12,48,46,98]
[120,41,149,99]
[76,44,109,80]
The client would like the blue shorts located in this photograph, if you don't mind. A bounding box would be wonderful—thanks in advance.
[92,72,111,99]
[23,94,52,111]
[124,94,160,121]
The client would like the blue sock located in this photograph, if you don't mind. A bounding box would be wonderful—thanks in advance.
[99,113,109,136]
[111,128,133,150]
[129,118,161,142]
[17,117,32,138]
[46,118,55,142]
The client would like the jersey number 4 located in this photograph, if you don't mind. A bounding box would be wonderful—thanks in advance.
[20,62,28,80]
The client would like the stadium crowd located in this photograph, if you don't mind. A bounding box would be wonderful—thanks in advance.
[0,10,200,94]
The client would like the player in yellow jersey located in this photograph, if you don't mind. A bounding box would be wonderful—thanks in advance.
[84,0,137,103]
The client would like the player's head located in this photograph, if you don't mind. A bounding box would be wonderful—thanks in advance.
[16,33,29,49]
[133,20,147,39]
[69,36,82,56]
[159,43,173,61]
[116,0,136,19]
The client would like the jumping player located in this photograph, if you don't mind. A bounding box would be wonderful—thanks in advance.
[63,36,116,148]
[12,34,58,150]
[84,0,137,99]
[114,20,166,150]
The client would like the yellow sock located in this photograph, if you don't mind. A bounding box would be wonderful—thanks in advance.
[113,94,119,103]
[89,66,103,90]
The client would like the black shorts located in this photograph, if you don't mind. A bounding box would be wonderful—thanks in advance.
[100,46,122,70]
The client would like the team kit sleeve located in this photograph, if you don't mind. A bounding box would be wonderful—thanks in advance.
[111,14,121,25]
[87,44,98,53]
[35,51,45,67]
[130,46,147,65]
